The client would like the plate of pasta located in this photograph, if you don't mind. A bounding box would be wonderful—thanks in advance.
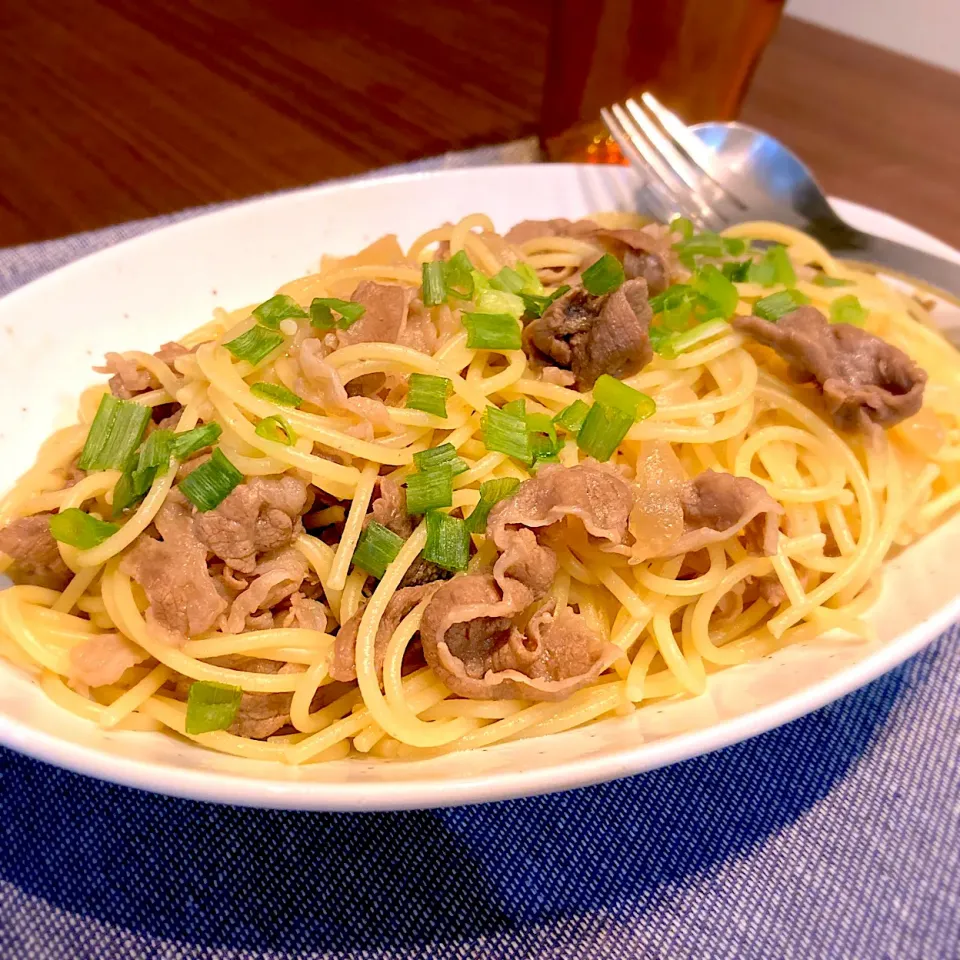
[1,162,959,810]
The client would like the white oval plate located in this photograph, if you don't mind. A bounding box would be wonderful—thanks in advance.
[1,164,958,810]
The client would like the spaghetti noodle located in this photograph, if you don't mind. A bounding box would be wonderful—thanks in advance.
[0,210,957,768]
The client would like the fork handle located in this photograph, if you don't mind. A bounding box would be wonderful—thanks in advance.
[808,220,960,300]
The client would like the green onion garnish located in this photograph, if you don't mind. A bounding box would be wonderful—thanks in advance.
[527,412,560,465]
[669,216,695,241]
[746,244,795,287]
[224,325,286,366]
[171,423,223,461]
[130,428,174,495]
[249,382,303,408]
[521,284,570,319]
[476,288,525,319]
[582,254,625,295]
[422,261,447,307]
[576,402,634,462]
[309,297,366,331]
[422,511,470,572]
[443,250,474,300]
[255,415,297,446]
[515,262,544,294]
[179,448,244,512]
[465,477,521,533]
[185,681,242,735]
[251,294,308,329]
[754,289,811,322]
[405,465,453,515]
[490,266,527,294]
[553,399,590,434]
[352,520,404,579]
[405,373,452,418]
[462,313,522,351]
[813,274,853,288]
[722,261,751,282]
[502,399,526,418]
[49,509,118,549]
[593,375,656,421]
[829,294,868,327]
[413,443,468,476]
[482,405,531,463]
[692,265,739,319]
[655,318,731,359]
[675,232,745,258]
[78,395,152,472]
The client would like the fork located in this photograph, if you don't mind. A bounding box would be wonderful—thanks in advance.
[601,93,960,299]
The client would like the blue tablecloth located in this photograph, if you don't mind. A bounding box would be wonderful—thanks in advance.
[1,148,958,960]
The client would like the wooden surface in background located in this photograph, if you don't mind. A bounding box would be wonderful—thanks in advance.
[0,5,958,247]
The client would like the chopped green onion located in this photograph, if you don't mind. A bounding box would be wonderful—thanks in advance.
[126,428,174,500]
[179,448,244,512]
[465,477,521,534]
[49,509,118,549]
[490,266,526,294]
[813,274,853,288]
[576,403,634,462]
[171,423,223,461]
[692,264,739,319]
[675,232,745,258]
[553,399,590,434]
[443,250,474,300]
[747,244,795,287]
[593,375,656,421]
[111,469,141,517]
[252,294,308,329]
[722,260,751,282]
[754,289,810,322]
[405,465,453,515]
[648,324,674,357]
[502,399,526,418]
[476,288,525,319]
[515,262,544,294]
[224,325,285,366]
[422,511,470,572]
[405,373,451,418]
[185,681,242,735]
[527,412,560,464]
[249,382,302,408]
[526,412,558,447]
[582,254,625,295]
[669,216,694,241]
[255,415,297,446]
[309,297,366,331]
[462,313,522,351]
[482,405,531,463]
[659,318,731,358]
[413,443,468,476]
[521,284,570,319]
[829,294,868,327]
[78,395,151,471]
[421,261,447,307]
[352,520,404,579]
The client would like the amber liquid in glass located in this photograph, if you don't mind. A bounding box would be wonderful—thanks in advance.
[541,0,785,163]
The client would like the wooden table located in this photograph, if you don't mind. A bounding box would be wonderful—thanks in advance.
[1,5,958,248]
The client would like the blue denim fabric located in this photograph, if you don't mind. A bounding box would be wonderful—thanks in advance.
[1,151,958,959]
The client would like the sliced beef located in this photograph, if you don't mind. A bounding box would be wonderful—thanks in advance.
[670,470,783,557]
[733,307,927,432]
[280,592,329,632]
[336,281,415,348]
[193,475,308,575]
[94,342,190,399]
[369,476,414,538]
[330,583,440,683]
[222,546,309,634]
[69,633,147,688]
[591,227,678,297]
[120,497,227,645]
[0,514,71,589]
[398,555,454,589]
[420,576,620,701]
[504,218,599,246]
[178,655,301,740]
[523,278,653,388]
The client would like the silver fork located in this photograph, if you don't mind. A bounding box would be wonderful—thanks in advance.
[602,93,960,299]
